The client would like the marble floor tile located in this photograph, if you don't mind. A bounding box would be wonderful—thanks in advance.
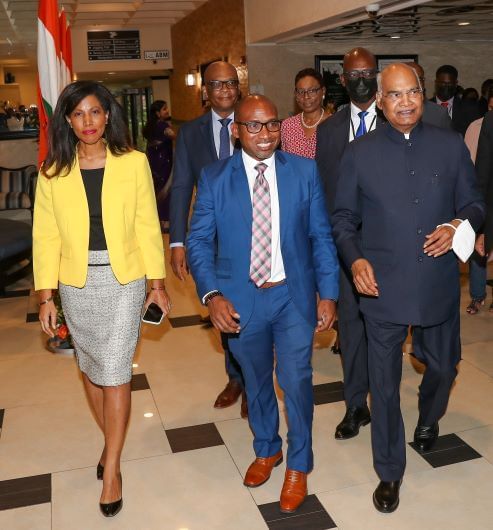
[52,447,267,530]
[0,503,51,530]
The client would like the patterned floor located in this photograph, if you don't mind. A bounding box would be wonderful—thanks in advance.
[1,254,493,529]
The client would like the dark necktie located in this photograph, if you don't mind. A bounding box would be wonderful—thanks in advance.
[355,111,368,138]
[218,118,232,159]
[250,163,271,287]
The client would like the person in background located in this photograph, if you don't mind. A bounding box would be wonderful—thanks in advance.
[143,100,175,233]
[407,62,451,129]
[281,68,331,158]
[33,80,171,518]
[479,79,493,116]
[169,61,247,416]
[332,63,484,513]
[462,87,479,103]
[467,87,493,308]
[187,95,339,514]
[431,64,480,135]
[316,47,383,442]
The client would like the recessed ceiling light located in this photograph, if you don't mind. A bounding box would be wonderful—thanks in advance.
[390,35,401,39]
[132,363,138,368]
[108,72,116,75]
[144,412,154,418]
[458,21,470,26]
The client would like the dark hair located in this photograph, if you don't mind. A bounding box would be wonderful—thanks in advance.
[42,80,132,177]
[462,87,479,102]
[481,79,493,97]
[142,100,167,141]
[435,64,458,80]
[294,68,324,88]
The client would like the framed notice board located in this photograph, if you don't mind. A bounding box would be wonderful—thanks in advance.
[88,30,141,61]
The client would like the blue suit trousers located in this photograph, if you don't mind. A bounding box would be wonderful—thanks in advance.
[227,283,315,473]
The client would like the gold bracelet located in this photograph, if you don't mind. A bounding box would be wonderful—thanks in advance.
[39,296,54,306]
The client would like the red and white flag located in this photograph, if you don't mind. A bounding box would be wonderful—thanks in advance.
[37,0,72,166]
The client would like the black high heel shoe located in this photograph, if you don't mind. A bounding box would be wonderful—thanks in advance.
[99,473,123,518]
[97,462,104,480]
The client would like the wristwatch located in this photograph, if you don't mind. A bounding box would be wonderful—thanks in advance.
[203,290,224,306]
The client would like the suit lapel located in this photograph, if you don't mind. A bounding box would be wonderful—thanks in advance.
[231,152,252,227]
[200,112,218,161]
[275,151,293,245]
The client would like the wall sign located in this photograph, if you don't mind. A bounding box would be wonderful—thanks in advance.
[144,50,170,60]
[88,30,140,61]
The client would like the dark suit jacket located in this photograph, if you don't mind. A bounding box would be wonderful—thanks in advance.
[476,110,493,250]
[431,95,481,136]
[332,122,485,327]
[169,111,239,244]
[423,100,452,129]
[186,150,339,328]
[315,105,386,215]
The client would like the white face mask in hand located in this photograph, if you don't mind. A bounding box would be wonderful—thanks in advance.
[452,219,475,263]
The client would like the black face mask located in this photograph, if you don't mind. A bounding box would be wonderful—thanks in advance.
[436,84,456,101]
[345,77,378,104]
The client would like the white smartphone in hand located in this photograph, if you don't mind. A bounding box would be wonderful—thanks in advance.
[142,303,164,325]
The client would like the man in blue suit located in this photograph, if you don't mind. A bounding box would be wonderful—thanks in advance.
[332,63,485,513]
[187,95,339,513]
[169,61,246,413]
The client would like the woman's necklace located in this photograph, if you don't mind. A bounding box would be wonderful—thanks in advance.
[301,108,324,129]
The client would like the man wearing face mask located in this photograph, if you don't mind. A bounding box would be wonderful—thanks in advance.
[316,47,385,441]
[431,64,480,136]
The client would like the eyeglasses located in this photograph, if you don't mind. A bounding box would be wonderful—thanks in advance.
[380,88,423,101]
[343,69,377,81]
[235,120,282,133]
[295,87,322,98]
[206,79,239,91]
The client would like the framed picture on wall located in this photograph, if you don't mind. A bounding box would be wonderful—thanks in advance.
[315,55,349,109]
[377,54,418,71]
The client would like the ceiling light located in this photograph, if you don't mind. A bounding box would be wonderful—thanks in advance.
[144,412,154,418]
[390,35,401,39]
[458,22,470,26]
[132,363,139,368]
[108,72,116,75]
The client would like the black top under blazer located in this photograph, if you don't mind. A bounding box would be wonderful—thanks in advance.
[332,121,485,327]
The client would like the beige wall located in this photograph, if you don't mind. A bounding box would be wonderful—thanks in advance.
[71,24,172,74]
[151,78,171,114]
[7,68,38,107]
[169,0,247,121]
[247,41,493,118]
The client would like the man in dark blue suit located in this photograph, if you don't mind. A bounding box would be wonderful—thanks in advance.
[169,61,246,413]
[316,47,384,441]
[332,63,485,513]
[187,95,339,513]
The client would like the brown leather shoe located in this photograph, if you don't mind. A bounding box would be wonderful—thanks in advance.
[243,451,283,487]
[214,380,242,409]
[240,391,248,419]
[280,469,307,513]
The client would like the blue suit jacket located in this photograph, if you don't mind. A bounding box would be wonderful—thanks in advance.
[332,121,485,327]
[186,150,340,328]
[169,111,239,244]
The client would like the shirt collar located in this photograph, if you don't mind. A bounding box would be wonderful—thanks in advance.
[435,96,454,106]
[350,100,376,119]
[211,109,234,123]
[241,150,276,173]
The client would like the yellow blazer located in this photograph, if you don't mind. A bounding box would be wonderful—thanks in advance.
[33,148,165,290]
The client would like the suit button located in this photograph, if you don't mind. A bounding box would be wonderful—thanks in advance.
[410,170,415,176]
[418,256,423,263]
[407,142,412,147]
[417,228,422,234]
[413,198,419,204]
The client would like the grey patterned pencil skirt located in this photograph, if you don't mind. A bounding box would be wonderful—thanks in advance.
[59,250,146,386]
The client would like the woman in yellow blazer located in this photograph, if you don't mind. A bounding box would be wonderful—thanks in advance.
[33,81,171,518]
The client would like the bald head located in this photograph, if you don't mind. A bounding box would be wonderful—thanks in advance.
[376,63,424,134]
[232,95,280,161]
[204,61,238,83]
[343,47,376,72]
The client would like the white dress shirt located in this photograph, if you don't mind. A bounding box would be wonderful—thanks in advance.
[242,150,286,283]
[211,109,235,158]
[349,101,377,142]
